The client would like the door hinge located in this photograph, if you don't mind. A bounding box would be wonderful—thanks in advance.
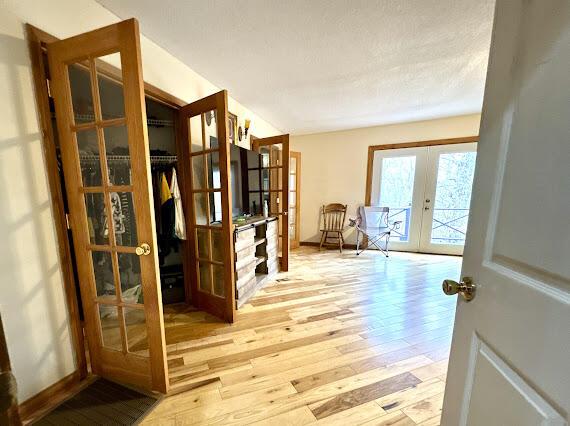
[65,213,71,230]
[46,78,52,98]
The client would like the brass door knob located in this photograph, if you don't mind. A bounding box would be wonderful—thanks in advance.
[442,277,476,301]
[135,243,151,256]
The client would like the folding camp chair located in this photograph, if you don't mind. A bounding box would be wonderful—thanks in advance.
[349,206,401,256]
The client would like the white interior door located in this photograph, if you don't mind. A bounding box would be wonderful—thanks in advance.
[442,1,569,424]
[419,143,477,255]
[370,147,427,252]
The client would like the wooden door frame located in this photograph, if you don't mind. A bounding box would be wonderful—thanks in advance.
[290,151,301,249]
[364,136,479,206]
[252,135,290,271]
[26,24,187,392]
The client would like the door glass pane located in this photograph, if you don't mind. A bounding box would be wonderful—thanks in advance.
[190,115,203,152]
[98,305,122,351]
[68,63,94,124]
[192,155,206,190]
[111,192,137,247]
[125,307,148,357]
[211,229,223,262]
[196,228,210,260]
[379,156,416,242]
[85,193,109,245]
[211,192,222,223]
[204,110,217,150]
[267,146,277,166]
[97,53,125,120]
[212,264,225,297]
[270,192,282,214]
[290,156,296,171]
[92,251,114,298]
[207,152,221,189]
[104,126,131,185]
[117,253,143,303]
[199,261,212,293]
[261,169,270,191]
[77,129,101,186]
[260,148,270,167]
[194,192,208,225]
[430,152,477,245]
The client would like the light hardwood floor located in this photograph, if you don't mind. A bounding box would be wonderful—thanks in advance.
[145,247,461,425]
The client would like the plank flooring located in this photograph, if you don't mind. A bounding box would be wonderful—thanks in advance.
[144,247,461,425]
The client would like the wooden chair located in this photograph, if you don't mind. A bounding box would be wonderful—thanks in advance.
[319,203,348,252]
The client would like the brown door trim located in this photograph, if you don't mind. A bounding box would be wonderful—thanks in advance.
[26,24,88,381]
[364,136,478,205]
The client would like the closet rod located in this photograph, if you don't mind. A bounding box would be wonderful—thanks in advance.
[79,155,178,163]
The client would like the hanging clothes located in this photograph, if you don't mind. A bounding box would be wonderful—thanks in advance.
[103,192,125,243]
[170,168,186,240]
[160,172,175,240]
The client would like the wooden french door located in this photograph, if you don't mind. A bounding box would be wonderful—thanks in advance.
[289,151,301,249]
[179,91,236,322]
[48,20,168,392]
[252,135,290,271]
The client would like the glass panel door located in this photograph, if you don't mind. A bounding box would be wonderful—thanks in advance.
[180,91,236,322]
[252,135,290,271]
[370,147,427,252]
[48,19,167,392]
[419,143,477,254]
[289,152,301,249]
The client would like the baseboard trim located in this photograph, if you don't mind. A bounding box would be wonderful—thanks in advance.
[300,241,358,250]
[19,370,82,424]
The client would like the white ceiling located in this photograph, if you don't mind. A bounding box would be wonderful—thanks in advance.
[96,0,495,135]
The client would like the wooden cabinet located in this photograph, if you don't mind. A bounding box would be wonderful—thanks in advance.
[234,217,279,308]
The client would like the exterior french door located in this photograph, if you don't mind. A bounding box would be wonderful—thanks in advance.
[370,143,477,255]
[419,143,477,254]
[48,19,168,392]
[370,146,428,252]
[179,91,236,322]
[252,135,290,271]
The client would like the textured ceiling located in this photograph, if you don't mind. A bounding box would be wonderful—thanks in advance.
[96,0,495,135]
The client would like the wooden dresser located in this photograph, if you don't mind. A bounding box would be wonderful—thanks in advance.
[234,216,279,308]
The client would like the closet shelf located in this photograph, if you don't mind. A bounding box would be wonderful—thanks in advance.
[254,237,266,247]
[52,112,174,127]
[79,154,178,163]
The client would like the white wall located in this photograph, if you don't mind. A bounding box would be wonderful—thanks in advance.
[290,114,482,243]
[0,9,76,402]
[0,0,281,402]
